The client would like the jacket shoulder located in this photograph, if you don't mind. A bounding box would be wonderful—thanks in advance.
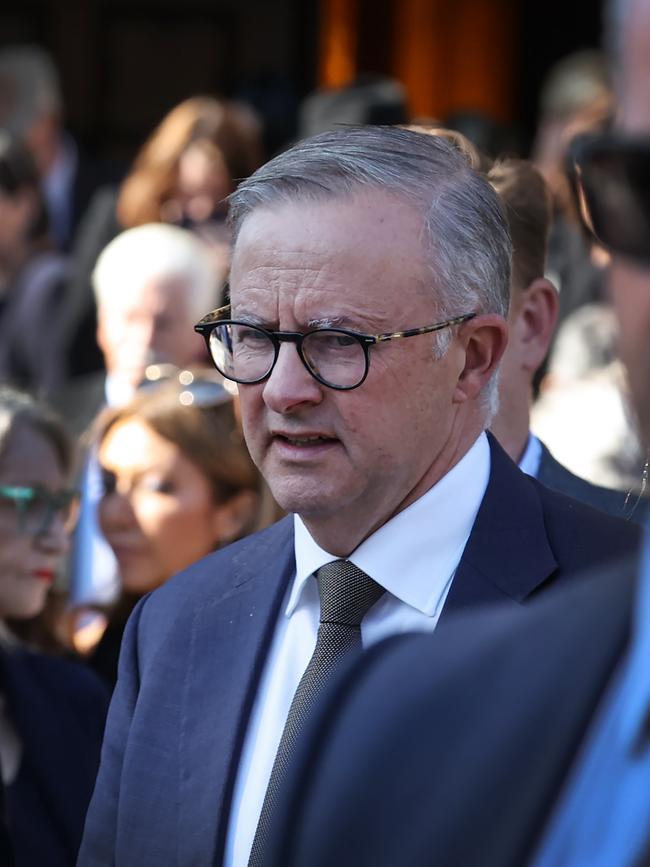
[134,516,294,626]
[537,441,646,523]
[534,475,641,556]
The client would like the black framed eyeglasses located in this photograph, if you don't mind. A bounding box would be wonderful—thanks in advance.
[0,485,79,537]
[194,304,476,390]
[572,132,650,266]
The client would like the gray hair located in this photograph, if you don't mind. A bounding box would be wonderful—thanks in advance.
[92,223,222,324]
[0,45,62,135]
[0,387,74,477]
[228,125,511,416]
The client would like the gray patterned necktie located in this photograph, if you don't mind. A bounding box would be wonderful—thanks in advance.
[247,559,384,867]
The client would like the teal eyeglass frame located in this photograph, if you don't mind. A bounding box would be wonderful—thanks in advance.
[0,484,79,536]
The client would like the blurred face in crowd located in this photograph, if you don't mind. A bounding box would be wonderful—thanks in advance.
[98,416,233,593]
[0,424,69,619]
[609,0,650,444]
[175,141,232,223]
[230,190,505,554]
[97,275,205,389]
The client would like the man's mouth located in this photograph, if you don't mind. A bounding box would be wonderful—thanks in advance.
[275,433,336,446]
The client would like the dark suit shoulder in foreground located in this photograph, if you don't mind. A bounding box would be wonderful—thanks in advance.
[271,558,638,867]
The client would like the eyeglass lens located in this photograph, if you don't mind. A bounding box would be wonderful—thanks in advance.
[209,323,368,388]
[0,487,78,536]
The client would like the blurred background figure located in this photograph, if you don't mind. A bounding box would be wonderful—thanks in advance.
[298,75,408,138]
[532,303,648,496]
[64,96,263,379]
[407,124,644,516]
[441,109,520,162]
[0,44,119,253]
[65,222,222,616]
[0,132,68,400]
[55,222,220,435]
[0,387,108,867]
[531,50,614,329]
[83,370,272,685]
[487,157,644,516]
[117,96,262,235]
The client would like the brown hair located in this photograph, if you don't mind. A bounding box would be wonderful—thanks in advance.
[117,96,263,228]
[402,123,492,172]
[0,386,74,478]
[95,375,260,515]
[487,159,552,293]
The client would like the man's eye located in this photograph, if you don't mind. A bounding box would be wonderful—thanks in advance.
[237,327,270,347]
[318,332,358,349]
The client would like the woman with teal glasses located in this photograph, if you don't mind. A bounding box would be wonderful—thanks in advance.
[0,387,108,867]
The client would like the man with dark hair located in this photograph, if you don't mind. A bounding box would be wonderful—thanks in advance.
[265,2,650,864]
[489,157,642,517]
[79,126,638,867]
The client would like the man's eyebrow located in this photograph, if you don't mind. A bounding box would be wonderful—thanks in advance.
[306,314,365,330]
[230,310,269,326]
[307,316,347,329]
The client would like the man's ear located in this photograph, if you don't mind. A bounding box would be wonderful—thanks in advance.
[510,278,559,374]
[452,313,509,405]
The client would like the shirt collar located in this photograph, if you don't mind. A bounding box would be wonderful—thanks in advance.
[290,432,491,619]
[518,432,543,478]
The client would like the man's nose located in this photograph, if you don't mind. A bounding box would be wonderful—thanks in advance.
[262,341,324,413]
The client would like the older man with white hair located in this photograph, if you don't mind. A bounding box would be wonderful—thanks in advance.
[70,222,221,607]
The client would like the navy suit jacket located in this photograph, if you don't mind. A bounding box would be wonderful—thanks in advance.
[267,557,639,867]
[78,436,641,867]
[536,438,648,523]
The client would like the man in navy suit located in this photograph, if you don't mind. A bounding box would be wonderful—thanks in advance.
[264,2,650,866]
[486,157,644,518]
[79,125,639,867]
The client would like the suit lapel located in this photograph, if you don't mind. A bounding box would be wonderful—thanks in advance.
[176,517,295,867]
[442,434,558,619]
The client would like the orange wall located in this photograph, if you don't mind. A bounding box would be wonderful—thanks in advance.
[319,0,514,122]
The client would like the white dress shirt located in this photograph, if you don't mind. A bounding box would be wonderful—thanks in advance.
[224,432,491,867]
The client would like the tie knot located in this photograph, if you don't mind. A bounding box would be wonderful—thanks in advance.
[315,559,384,626]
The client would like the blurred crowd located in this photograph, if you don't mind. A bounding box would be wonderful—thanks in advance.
[0,36,646,867]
